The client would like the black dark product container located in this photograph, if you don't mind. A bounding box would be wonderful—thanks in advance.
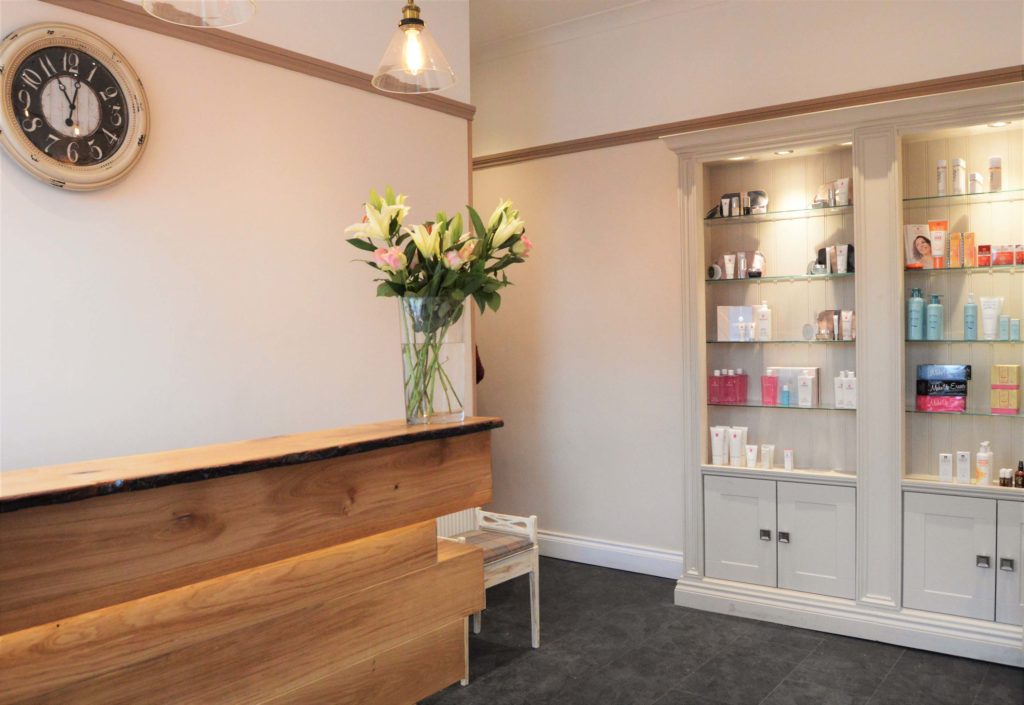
[1015,461,1024,489]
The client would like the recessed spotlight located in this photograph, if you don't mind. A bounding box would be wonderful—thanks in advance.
[774,150,794,155]
[840,141,853,146]
[728,156,747,161]
[988,121,1011,128]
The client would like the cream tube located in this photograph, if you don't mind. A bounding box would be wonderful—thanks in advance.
[761,444,775,470]
[710,426,727,465]
[737,251,748,279]
[783,449,794,471]
[727,427,745,466]
[980,297,1003,340]
[745,444,759,468]
[723,253,736,279]
[836,244,849,274]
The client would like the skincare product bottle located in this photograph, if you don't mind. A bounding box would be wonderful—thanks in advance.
[989,156,1002,191]
[843,371,857,410]
[727,427,745,466]
[710,426,727,465]
[1011,319,1021,341]
[835,372,846,409]
[969,172,983,193]
[797,371,815,408]
[926,294,944,341]
[737,316,747,342]
[780,385,791,407]
[956,451,970,485]
[1000,468,1011,487]
[975,441,993,485]
[1015,461,1024,488]
[907,288,925,340]
[723,369,738,404]
[755,301,772,341]
[709,370,723,404]
[936,159,947,196]
[952,158,967,195]
[783,449,794,471]
[723,253,736,279]
[745,444,759,468]
[761,444,775,470]
[736,368,749,403]
[761,370,779,406]
[964,293,978,340]
[998,315,1010,341]
[980,297,1003,340]
[939,453,953,482]
[737,251,748,279]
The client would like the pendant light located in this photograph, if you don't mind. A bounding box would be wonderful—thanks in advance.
[142,1,255,28]
[372,1,455,94]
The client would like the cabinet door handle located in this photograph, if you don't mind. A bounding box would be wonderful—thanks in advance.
[778,531,790,543]
[976,555,991,568]
[999,558,1015,572]
[759,529,772,541]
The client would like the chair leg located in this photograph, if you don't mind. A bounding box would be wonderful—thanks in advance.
[471,610,482,634]
[529,556,540,648]
[460,616,469,686]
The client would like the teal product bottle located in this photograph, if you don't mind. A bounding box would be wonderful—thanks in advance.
[926,294,944,341]
[964,293,978,341]
[780,385,791,407]
[907,288,925,340]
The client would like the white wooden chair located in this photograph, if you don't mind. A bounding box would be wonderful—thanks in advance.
[454,509,540,650]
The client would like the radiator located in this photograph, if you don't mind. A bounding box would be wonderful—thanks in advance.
[436,509,476,537]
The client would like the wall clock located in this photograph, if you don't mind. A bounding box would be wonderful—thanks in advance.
[0,23,148,190]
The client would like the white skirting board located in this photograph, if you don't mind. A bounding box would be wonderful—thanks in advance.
[537,530,685,580]
[675,576,1024,667]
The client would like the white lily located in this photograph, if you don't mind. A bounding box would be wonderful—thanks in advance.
[382,200,410,226]
[345,203,393,241]
[491,213,526,248]
[409,223,440,260]
[487,199,513,230]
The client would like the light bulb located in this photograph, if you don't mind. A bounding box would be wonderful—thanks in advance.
[402,27,425,76]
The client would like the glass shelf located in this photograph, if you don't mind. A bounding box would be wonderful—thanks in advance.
[704,204,852,227]
[904,264,1021,275]
[903,188,1024,207]
[906,407,1023,419]
[706,272,854,285]
[906,339,1023,344]
[710,401,853,412]
[708,339,855,345]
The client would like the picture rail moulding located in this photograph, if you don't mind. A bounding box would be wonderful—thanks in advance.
[472,65,1024,170]
[36,0,476,121]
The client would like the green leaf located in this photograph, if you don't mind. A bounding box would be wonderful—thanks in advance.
[376,282,398,297]
[451,288,466,301]
[384,185,396,205]
[467,205,487,240]
[443,270,459,288]
[473,291,487,314]
[347,237,378,252]
[486,292,502,312]
[369,188,383,210]
[449,213,463,242]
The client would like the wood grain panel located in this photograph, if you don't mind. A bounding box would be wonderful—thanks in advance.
[9,541,483,705]
[473,66,1024,170]
[0,434,492,634]
[262,620,465,705]
[0,522,437,702]
[37,0,475,121]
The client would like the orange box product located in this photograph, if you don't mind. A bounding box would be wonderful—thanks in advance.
[992,364,1021,388]
[963,232,977,267]
[949,232,963,268]
[1016,244,1024,265]
[928,219,948,268]
[978,244,992,266]
[993,245,1015,266]
[991,389,1020,415]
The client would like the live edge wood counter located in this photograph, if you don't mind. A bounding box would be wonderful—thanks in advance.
[0,417,502,705]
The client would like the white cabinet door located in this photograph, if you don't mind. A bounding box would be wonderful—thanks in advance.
[704,475,776,586]
[903,493,996,621]
[996,500,1024,626]
[777,483,856,599]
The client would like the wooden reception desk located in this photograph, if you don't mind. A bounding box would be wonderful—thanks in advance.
[0,417,502,704]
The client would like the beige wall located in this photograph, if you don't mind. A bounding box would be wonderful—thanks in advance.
[474,140,684,553]
[0,1,470,468]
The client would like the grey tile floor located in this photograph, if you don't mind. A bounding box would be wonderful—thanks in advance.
[421,557,1023,705]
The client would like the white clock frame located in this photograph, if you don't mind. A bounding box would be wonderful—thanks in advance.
[0,23,149,191]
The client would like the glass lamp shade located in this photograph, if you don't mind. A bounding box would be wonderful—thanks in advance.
[142,1,256,28]
[372,23,455,94]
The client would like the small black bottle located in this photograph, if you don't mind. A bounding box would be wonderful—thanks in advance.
[1015,461,1024,489]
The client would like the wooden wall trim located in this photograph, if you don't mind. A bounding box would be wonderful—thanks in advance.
[473,65,1024,170]
[37,0,476,121]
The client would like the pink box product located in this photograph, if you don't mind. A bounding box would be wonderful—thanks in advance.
[915,395,966,413]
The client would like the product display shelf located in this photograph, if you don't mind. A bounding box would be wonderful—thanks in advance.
[905,407,1023,419]
[904,264,1021,276]
[708,339,855,345]
[905,339,1023,344]
[710,400,853,412]
[706,272,854,285]
[704,204,852,227]
[903,474,1024,501]
[902,187,1024,206]
[703,463,856,487]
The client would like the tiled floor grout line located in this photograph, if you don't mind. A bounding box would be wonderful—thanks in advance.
[754,637,826,705]
[863,648,905,705]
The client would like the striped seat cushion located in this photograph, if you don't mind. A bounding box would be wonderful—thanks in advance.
[454,529,533,563]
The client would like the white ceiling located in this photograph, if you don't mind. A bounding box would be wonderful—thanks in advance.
[470,0,643,50]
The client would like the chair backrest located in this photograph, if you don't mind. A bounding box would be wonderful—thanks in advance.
[476,508,538,544]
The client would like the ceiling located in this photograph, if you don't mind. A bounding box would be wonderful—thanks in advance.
[470,0,643,50]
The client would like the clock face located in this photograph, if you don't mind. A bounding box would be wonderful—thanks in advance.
[12,46,128,167]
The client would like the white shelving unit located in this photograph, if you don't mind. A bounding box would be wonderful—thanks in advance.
[664,82,1024,667]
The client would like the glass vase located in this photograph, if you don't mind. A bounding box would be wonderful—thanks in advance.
[399,296,466,424]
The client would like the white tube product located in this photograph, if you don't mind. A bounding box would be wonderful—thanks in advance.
[737,251,747,279]
[783,449,794,471]
[755,301,772,341]
[710,426,727,465]
[723,253,736,279]
[836,244,849,274]
[980,297,1003,340]
[843,371,857,410]
[745,444,759,468]
[938,453,953,482]
[840,310,854,341]
[937,159,947,196]
[728,427,745,467]
[952,158,967,195]
[955,451,970,485]
[761,444,775,470]
[797,371,815,408]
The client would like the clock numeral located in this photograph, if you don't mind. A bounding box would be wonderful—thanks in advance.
[98,86,118,102]
[101,127,119,145]
[87,139,103,160]
[109,103,123,127]
[20,67,42,90]
[62,51,80,75]
[86,62,98,82]
[17,88,31,113]
[21,116,42,133]
[38,53,57,78]
[66,141,80,163]
[43,133,60,154]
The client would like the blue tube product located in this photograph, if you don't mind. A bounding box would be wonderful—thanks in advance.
[907,288,925,340]
[926,294,944,341]
[964,293,978,341]
[780,385,791,407]
[1012,318,1021,341]
[998,315,1010,341]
